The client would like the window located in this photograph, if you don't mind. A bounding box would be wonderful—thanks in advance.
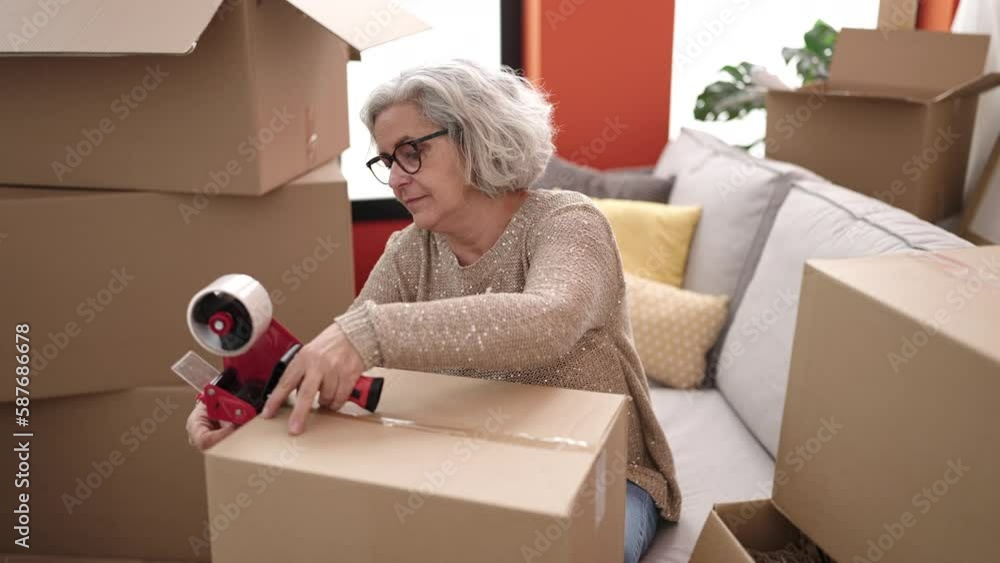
[669,0,879,154]
[344,1,502,201]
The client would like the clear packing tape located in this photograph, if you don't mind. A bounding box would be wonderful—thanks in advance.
[284,382,598,452]
[913,250,1000,290]
[328,408,595,452]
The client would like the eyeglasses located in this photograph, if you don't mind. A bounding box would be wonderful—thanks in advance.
[366,129,450,185]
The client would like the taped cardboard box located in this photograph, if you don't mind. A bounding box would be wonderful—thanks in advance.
[0,0,426,195]
[1,386,209,561]
[205,368,628,563]
[691,246,1000,563]
[766,29,1000,222]
[0,160,354,402]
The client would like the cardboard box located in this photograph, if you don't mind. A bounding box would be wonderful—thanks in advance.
[692,246,1000,562]
[0,161,355,402]
[766,29,1000,222]
[776,246,999,562]
[205,368,628,563]
[0,1,426,195]
[1,387,209,561]
[0,558,195,563]
[878,0,918,31]
[689,500,814,563]
[0,557,194,563]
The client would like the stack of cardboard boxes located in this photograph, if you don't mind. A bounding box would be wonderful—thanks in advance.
[0,1,425,561]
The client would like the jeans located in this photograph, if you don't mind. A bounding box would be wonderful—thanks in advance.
[625,480,659,563]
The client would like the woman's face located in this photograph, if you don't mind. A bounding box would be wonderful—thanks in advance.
[373,102,470,231]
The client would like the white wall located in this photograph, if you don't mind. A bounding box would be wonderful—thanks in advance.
[952,0,1000,196]
[344,1,501,201]
[670,0,879,154]
[345,1,883,197]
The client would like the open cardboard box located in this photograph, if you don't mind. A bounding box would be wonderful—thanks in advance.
[205,367,628,563]
[0,0,427,195]
[0,160,354,402]
[692,246,1000,563]
[689,499,818,562]
[766,29,1000,222]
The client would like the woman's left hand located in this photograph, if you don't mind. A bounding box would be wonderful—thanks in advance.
[260,322,365,435]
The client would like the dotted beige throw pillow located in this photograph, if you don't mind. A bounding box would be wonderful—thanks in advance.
[624,272,729,389]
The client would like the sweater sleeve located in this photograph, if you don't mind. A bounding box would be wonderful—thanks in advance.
[343,203,623,371]
[334,230,407,370]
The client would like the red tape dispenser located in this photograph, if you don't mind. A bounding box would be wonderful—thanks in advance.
[171,274,383,425]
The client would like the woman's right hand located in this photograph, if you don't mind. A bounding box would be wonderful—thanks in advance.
[186,402,236,451]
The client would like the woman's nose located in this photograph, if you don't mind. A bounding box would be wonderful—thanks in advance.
[387,163,411,190]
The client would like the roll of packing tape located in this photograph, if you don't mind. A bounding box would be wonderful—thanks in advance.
[187,273,273,357]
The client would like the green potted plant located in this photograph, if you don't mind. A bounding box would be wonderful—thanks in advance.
[693,20,839,149]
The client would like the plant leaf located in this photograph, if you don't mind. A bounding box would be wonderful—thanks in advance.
[803,20,838,58]
[693,63,766,122]
[785,20,839,84]
[720,65,747,83]
[781,47,804,64]
[693,21,840,125]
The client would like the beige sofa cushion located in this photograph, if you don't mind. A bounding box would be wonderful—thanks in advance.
[625,273,728,388]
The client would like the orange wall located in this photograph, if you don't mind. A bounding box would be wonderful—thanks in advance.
[523,0,675,169]
[918,0,960,30]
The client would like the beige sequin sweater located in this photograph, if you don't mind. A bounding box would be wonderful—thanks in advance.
[334,188,681,521]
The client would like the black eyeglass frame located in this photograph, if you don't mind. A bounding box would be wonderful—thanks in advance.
[366,129,450,184]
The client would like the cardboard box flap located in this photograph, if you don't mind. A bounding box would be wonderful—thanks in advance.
[792,80,937,104]
[689,507,757,563]
[286,0,429,52]
[932,72,1000,102]
[829,29,990,94]
[208,368,625,516]
[0,0,224,55]
[0,0,426,56]
[691,500,831,563]
[716,501,804,553]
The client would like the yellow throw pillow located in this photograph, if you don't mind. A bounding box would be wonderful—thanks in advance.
[592,198,701,287]
[624,272,729,389]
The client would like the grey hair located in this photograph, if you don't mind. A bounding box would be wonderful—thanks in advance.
[361,60,555,197]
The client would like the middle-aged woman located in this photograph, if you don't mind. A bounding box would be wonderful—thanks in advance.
[187,60,680,563]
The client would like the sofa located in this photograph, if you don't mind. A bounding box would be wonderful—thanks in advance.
[614,129,973,562]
